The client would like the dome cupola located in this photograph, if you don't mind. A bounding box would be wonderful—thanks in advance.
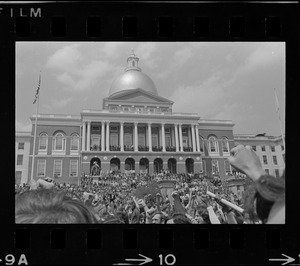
[109,50,158,96]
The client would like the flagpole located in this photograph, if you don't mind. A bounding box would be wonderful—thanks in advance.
[274,88,286,151]
[30,72,41,181]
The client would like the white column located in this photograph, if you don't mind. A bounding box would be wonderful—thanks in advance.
[174,124,179,152]
[106,121,110,151]
[195,125,200,153]
[101,121,105,151]
[134,122,138,152]
[191,124,196,152]
[82,122,86,151]
[179,124,183,152]
[120,122,124,151]
[87,121,91,151]
[161,123,166,152]
[148,123,152,152]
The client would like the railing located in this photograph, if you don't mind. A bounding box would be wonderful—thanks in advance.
[110,145,121,151]
[152,146,163,152]
[183,147,193,152]
[138,145,149,151]
[166,146,176,152]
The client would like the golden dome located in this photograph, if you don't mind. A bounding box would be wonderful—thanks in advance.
[109,51,158,96]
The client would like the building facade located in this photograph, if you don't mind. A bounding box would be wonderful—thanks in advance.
[15,131,31,184]
[21,52,236,184]
[234,133,285,177]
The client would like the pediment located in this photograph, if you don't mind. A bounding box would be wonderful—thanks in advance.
[108,89,173,104]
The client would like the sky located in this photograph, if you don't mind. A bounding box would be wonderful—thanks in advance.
[16,42,285,136]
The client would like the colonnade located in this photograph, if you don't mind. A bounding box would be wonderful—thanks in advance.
[81,121,201,153]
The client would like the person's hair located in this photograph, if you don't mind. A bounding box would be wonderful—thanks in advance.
[15,189,98,224]
[115,211,129,224]
[244,172,285,223]
[172,214,192,224]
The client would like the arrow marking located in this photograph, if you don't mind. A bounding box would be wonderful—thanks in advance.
[269,254,295,265]
[125,254,153,265]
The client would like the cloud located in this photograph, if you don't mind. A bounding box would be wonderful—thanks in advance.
[46,44,81,72]
[52,97,73,108]
[135,43,158,69]
[16,120,31,132]
[46,44,114,92]
[234,43,284,77]
[174,47,193,68]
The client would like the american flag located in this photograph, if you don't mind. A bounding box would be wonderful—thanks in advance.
[33,72,41,104]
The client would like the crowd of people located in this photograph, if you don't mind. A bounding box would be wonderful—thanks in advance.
[15,145,285,224]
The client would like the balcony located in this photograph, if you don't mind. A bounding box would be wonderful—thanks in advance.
[124,145,134,151]
[90,144,101,151]
[138,145,149,151]
[152,146,163,152]
[110,145,121,151]
[166,146,176,152]
[183,146,193,152]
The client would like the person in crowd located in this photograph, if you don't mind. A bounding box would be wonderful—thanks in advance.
[228,144,285,224]
[15,188,98,224]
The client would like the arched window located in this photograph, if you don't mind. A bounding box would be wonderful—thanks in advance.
[208,136,219,153]
[199,136,204,152]
[70,134,79,151]
[39,133,48,151]
[222,137,229,153]
[53,132,66,152]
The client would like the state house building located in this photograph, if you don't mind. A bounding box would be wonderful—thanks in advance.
[27,52,235,183]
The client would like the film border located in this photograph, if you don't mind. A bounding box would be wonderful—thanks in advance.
[1,1,299,265]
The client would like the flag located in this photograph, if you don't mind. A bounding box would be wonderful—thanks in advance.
[33,72,41,104]
[274,88,280,120]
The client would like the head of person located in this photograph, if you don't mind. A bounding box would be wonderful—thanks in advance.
[166,214,192,224]
[15,189,98,224]
[152,213,165,224]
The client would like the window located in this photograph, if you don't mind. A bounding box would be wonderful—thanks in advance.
[18,142,24,150]
[261,146,266,152]
[110,133,119,146]
[265,169,269,174]
[271,146,275,152]
[53,160,62,177]
[273,156,278,165]
[165,128,170,134]
[39,133,48,151]
[263,155,268,164]
[53,132,66,151]
[283,154,285,162]
[252,146,256,151]
[70,160,78,177]
[165,135,172,147]
[152,134,159,147]
[70,134,79,151]
[211,160,219,174]
[281,145,284,151]
[208,136,219,153]
[151,128,159,147]
[17,155,23,166]
[224,160,231,173]
[275,169,280,178]
[222,137,229,153]
[15,171,22,184]
[91,135,100,146]
[37,160,46,177]
[109,105,118,111]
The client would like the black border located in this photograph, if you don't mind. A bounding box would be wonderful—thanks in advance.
[1,1,300,265]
